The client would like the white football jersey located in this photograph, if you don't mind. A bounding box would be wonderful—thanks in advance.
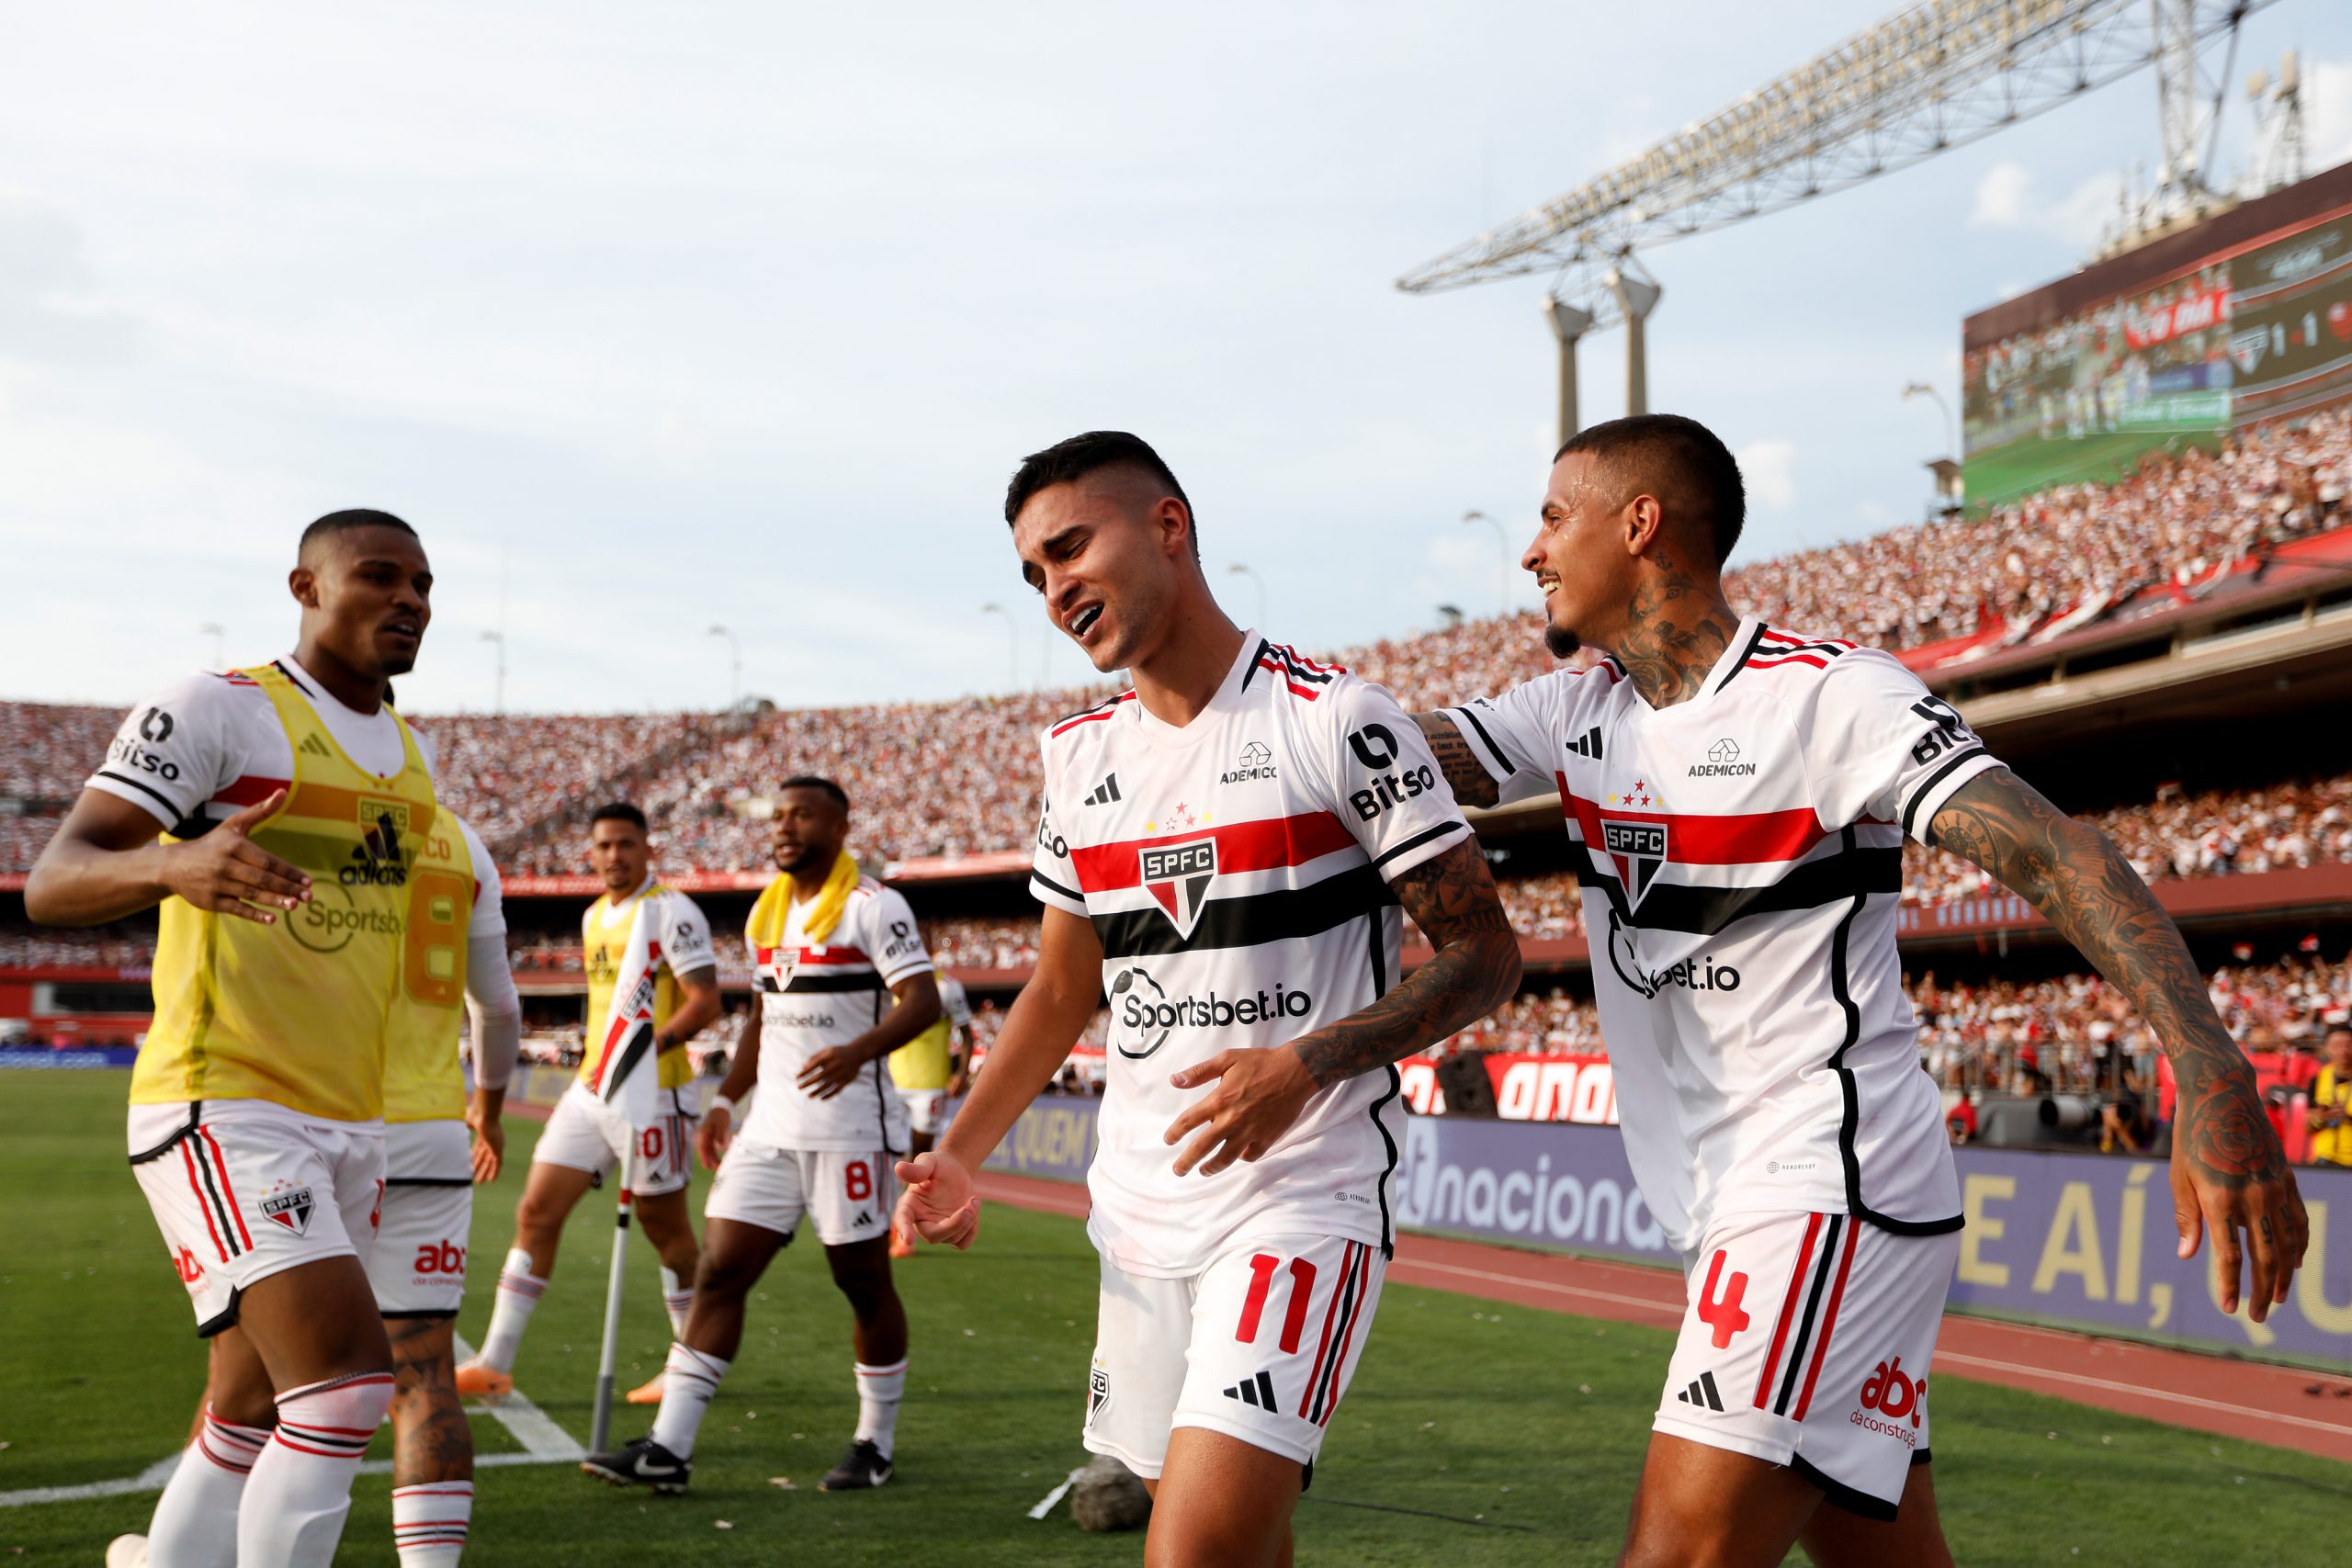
[744,878,932,1154]
[1031,632,1472,1278]
[1445,618,2000,1254]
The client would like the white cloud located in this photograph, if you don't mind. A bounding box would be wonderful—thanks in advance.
[1737,438,1796,513]
[1970,162,2031,229]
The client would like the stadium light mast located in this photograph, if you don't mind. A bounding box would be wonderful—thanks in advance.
[1227,563,1268,629]
[1398,0,2276,365]
[477,630,505,716]
[707,624,741,708]
[1544,297,1595,444]
[979,603,1019,692]
[198,622,224,671]
[1901,380,1959,460]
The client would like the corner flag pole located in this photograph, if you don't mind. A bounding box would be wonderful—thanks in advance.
[588,1190,634,1454]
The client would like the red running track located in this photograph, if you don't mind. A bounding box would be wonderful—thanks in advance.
[969,1169,2352,1463]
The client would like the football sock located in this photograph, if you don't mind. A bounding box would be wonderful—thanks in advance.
[659,1267,694,1339]
[854,1359,907,1460]
[239,1371,394,1567]
[648,1344,730,1460]
[146,1404,269,1568]
[390,1480,472,1566]
[476,1248,545,1373]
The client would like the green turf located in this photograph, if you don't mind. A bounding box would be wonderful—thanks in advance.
[1962,428,2224,511]
[5,1073,2350,1565]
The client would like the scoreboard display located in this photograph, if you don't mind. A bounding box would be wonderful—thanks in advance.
[1962,163,2352,508]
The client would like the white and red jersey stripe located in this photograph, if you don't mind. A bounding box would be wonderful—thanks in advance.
[1031,629,1471,1278]
[1447,616,2001,1253]
[743,878,933,1154]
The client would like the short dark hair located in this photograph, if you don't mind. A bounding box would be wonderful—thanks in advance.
[778,775,849,811]
[1003,431,1197,560]
[1556,414,1745,567]
[590,801,649,834]
[299,509,417,558]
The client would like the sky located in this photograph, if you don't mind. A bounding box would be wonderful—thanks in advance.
[4,1,2349,716]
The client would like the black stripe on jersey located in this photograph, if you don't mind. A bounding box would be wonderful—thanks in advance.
[1051,692,1127,729]
[271,659,316,698]
[1711,622,1774,692]
[1237,637,1273,692]
[384,1176,473,1188]
[129,1101,201,1165]
[187,1125,245,1260]
[1370,1066,1401,1261]
[1089,866,1395,961]
[1823,838,1964,1236]
[1446,705,1517,777]
[778,972,888,994]
[1574,843,1900,937]
[96,769,182,818]
[1307,1245,1363,1424]
[1900,746,1991,840]
[1371,822,1460,870]
[1772,1213,1844,1416]
[1751,637,1855,661]
[1032,869,1084,905]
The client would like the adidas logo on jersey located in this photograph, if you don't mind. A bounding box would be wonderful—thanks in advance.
[299,732,333,758]
[1674,1371,1726,1412]
[851,1210,873,1228]
[1564,726,1605,760]
[1221,1370,1280,1410]
[1083,773,1123,807]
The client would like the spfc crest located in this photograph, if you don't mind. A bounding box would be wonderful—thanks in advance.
[1139,839,1217,939]
[1086,1359,1112,1427]
[260,1182,317,1236]
[1600,818,1669,908]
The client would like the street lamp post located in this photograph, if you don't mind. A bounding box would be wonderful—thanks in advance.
[479,630,505,716]
[1463,511,1510,618]
[1901,380,1959,460]
[979,604,1019,691]
[707,624,741,708]
[1226,563,1267,629]
[198,622,225,671]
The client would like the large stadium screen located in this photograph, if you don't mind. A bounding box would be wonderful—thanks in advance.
[1962,162,2352,508]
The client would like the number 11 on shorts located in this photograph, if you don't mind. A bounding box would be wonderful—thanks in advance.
[1236,1253,1317,1353]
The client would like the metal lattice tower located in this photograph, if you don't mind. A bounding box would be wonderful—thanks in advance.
[1398,0,2273,334]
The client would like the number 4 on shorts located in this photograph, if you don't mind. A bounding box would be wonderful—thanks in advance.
[1696,1248,1750,1349]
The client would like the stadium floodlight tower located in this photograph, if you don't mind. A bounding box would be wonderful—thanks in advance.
[1397,0,2280,440]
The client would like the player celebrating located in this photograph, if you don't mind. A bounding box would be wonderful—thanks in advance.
[29,511,448,1568]
[458,803,719,1403]
[1413,413,2305,1566]
[582,778,942,1495]
[894,433,1521,1567]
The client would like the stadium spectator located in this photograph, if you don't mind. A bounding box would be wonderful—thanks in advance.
[2308,1025,2352,1168]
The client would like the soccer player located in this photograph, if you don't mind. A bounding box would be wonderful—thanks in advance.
[887,967,969,1256]
[29,511,447,1567]
[1412,413,2306,1567]
[894,432,1521,1566]
[582,777,941,1494]
[457,803,719,1403]
[369,808,522,1566]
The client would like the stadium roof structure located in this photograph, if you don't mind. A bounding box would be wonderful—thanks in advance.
[1397,0,2279,321]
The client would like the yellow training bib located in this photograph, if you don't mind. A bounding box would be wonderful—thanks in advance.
[578,885,693,1092]
[137,665,467,1122]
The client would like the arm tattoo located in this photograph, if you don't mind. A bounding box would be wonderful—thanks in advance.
[1291,838,1521,1089]
[1411,713,1501,808]
[1928,767,2283,1191]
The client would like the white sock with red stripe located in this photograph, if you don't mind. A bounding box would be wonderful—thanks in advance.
[659,1267,694,1338]
[854,1359,906,1459]
[146,1405,270,1568]
[475,1247,545,1373]
[238,1371,394,1567]
[647,1343,729,1459]
[390,1480,472,1565]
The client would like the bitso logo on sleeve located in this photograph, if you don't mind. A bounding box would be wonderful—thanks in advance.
[1139,839,1217,938]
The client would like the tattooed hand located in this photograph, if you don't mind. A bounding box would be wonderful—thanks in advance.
[1162,836,1521,1176]
[1930,767,2307,1320]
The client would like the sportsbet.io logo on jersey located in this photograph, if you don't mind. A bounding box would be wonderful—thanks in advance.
[1109,963,1311,1060]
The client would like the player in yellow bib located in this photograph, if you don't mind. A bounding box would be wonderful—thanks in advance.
[886,972,970,1257]
[458,803,720,1404]
[30,512,445,1568]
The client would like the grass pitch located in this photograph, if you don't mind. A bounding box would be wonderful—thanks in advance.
[5,1073,2349,1565]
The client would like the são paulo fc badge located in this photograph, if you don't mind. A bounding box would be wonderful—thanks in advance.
[1139,838,1217,938]
[1600,818,1669,908]
[259,1181,317,1236]
[1086,1358,1112,1428]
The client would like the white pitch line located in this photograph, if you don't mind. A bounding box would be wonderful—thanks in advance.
[0,1337,582,1509]
[1027,1466,1085,1519]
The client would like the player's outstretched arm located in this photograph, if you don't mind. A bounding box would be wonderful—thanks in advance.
[1928,766,2306,1320]
[894,906,1102,1249]
[1164,837,1521,1177]
[1410,713,1501,808]
[25,788,311,928]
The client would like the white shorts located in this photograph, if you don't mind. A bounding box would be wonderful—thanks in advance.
[1653,1210,1960,1521]
[703,1141,891,1247]
[1083,1234,1385,1483]
[899,1089,946,1136]
[532,1081,699,1197]
[129,1099,385,1337]
[371,1122,473,1317]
